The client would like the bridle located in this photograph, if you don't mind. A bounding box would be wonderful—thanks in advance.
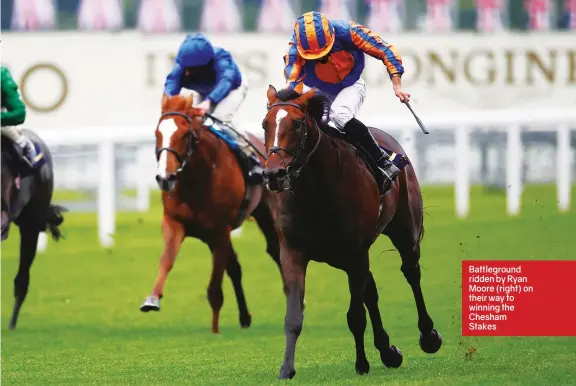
[266,101,324,182]
[155,111,199,173]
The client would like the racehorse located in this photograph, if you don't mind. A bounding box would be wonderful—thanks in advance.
[1,128,66,330]
[140,93,281,334]
[262,86,442,379]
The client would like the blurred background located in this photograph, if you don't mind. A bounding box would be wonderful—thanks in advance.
[1,0,575,32]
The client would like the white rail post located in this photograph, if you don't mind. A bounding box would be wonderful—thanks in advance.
[455,126,471,218]
[136,144,151,212]
[400,127,418,178]
[98,141,116,247]
[556,125,571,213]
[506,125,522,216]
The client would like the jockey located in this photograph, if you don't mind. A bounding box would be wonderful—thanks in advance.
[163,33,262,182]
[281,12,410,193]
[1,65,37,170]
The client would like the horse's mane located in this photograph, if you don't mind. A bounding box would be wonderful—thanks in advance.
[275,88,332,129]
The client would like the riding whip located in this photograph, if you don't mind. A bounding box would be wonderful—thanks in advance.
[403,101,429,135]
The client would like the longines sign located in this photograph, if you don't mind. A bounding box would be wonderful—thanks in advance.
[2,32,575,128]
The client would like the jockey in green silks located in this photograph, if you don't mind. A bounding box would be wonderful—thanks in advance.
[1,65,37,169]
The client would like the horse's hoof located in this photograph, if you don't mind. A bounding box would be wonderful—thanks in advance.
[355,359,370,375]
[420,328,442,354]
[278,365,296,380]
[240,313,252,329]
[381,345,403,368]
[140,296,160,312]
[8,322,16,330]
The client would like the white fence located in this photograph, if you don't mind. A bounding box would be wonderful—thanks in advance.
[33,108,576,251]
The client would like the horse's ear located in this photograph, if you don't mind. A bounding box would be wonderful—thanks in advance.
[267,85,278,105]
[296,88,317,106]
[161,93,169,112]
[185,93,195,115]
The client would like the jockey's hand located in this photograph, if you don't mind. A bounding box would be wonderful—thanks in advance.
[394,86,411,103]
[193,99,212,116]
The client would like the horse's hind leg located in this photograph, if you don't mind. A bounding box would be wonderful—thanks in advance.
[9,226,40,329]
[206,230,239,333]
[363,270,403,368]
[141,216,185,312]
[387,231,442,354]
[251,201,281,270]
[224,237,252,329]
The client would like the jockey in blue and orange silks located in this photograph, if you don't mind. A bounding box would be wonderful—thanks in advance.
[280,11,411,193]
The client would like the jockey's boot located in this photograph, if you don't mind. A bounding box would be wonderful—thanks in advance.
[344,118,401,194]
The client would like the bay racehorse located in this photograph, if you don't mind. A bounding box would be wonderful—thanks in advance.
[140,94,281,333]
[261,86,442,379]
[1,128,66,329]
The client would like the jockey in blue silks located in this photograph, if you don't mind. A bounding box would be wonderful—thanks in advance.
[162,33,262,182]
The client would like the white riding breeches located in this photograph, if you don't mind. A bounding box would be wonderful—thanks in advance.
[178,75,249,125]
[1,126,27,146]
[210,76,249,123]
[302,77,367,130]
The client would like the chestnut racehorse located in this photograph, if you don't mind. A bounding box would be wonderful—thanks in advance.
[261,86,442,379]
[140,94,281,333]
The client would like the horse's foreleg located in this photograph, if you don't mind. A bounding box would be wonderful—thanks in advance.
[9,226,39,329]
[278,246,307,380]
[206,231,233,333]
[394,239,442,354]
[140,216,184,312]
[363,270,403,368]
[345,259,370,375]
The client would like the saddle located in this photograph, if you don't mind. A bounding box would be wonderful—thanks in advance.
[0,131,45,179]
[205,119,264,228]
[320,124,409,188]
[206,119,263,185]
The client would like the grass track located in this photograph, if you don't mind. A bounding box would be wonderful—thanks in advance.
[2,185,576,385]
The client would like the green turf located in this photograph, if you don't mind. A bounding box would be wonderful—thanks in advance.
[2,185,576,385]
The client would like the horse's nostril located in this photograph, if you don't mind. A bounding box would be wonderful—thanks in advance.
[167,174,177,182]
[263,168,287,179]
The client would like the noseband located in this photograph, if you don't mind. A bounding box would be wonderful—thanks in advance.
[155,111,199,173]
[266,102,323,181]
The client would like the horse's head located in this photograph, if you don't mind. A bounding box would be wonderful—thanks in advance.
[262,85,328,192]
[155,94,204,191]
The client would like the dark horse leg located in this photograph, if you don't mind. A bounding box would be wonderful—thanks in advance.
[363,270,403,368]
[278,247,307,380]
[388,231,442,354]
[9,225,40,329]
[251,201,281,269]
[345,259,371,375]
[206,230,246,334]
[222,232,252,330]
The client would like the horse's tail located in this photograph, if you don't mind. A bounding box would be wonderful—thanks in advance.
[45,204,67,241]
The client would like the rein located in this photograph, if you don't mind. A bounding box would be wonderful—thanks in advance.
[266,101,323,182]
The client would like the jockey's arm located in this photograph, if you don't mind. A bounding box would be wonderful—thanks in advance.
[283,42,306,93]
[346,22,404,81]
[163,63,184,100]
[1,67,26,127]
[205,52,236,105]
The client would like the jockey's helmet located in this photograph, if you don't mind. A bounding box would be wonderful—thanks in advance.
[176,33,215,68]
[294,12,335,60]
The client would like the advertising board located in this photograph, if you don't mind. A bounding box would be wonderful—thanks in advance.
[2,32,575,128]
